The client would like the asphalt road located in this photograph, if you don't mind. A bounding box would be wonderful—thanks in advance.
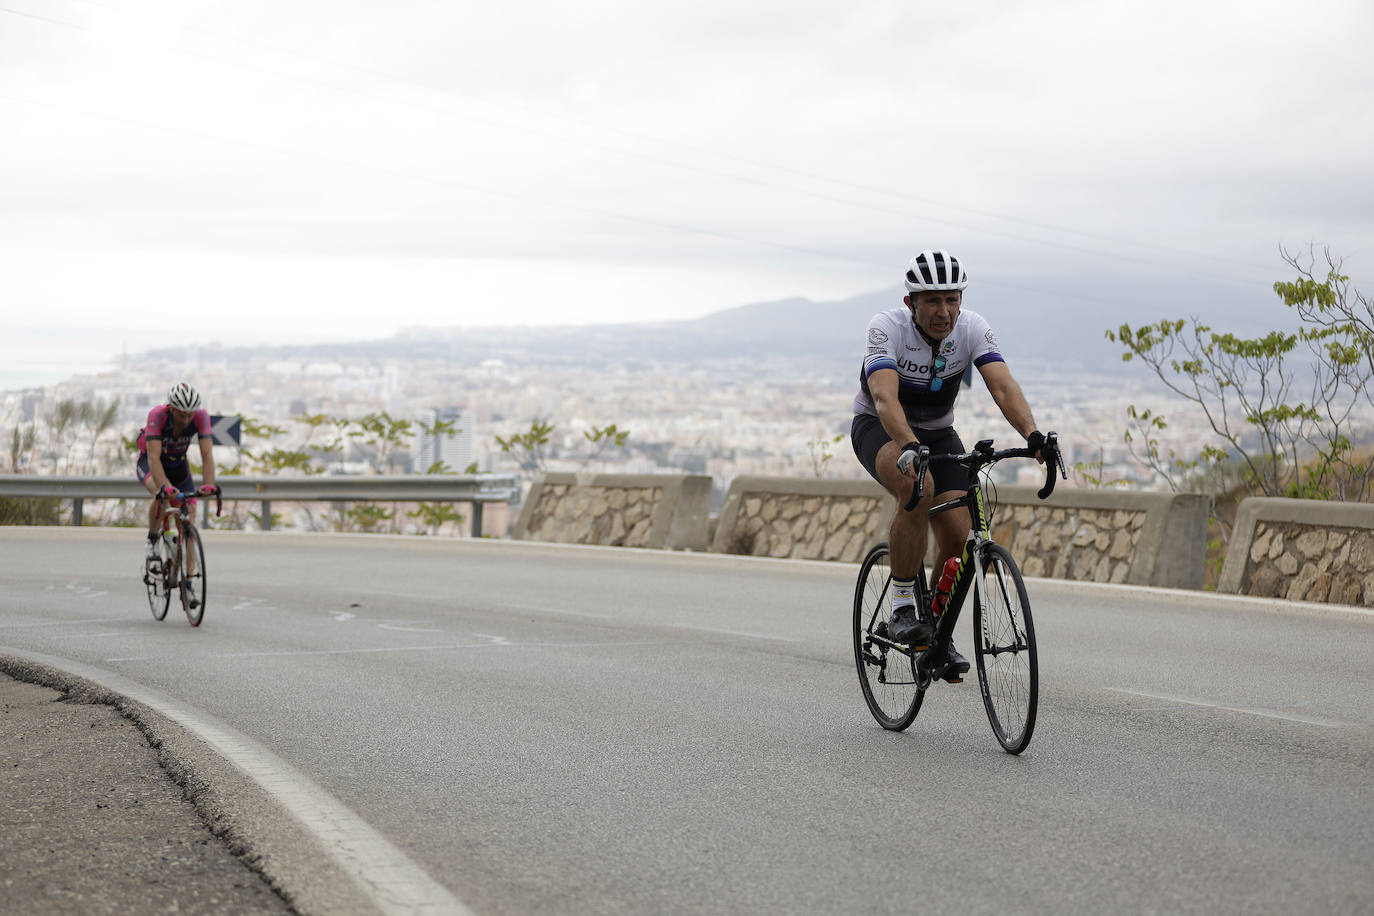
[2,527,1372,915]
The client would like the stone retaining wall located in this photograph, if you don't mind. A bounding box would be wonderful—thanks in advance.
[993,502,1143,583]
[713,478,1211,589]
[711,477,891,563]
[1218,498,1374,605]
[511,473,712,551]
[989,487,1211,589]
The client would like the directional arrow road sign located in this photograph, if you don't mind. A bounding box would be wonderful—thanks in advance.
[209,414,242,447]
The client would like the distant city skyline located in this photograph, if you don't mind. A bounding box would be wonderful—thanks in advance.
[3,1,1371,390]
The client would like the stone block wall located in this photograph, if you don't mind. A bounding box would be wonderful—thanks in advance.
[521,483,661,546]
[511,473,711,551]
[1219,498,1374,605]
[993,504,1145,584]
[983,487,1210,589]
[713,478,890,563]
[712,479,1211,589]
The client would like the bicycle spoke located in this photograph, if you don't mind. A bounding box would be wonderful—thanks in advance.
[180,524,207,626]
[145,539,170,621]
[853,544,924,731]
[973,544,1038,754]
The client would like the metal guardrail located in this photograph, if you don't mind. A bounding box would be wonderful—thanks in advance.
[0,474,519,536]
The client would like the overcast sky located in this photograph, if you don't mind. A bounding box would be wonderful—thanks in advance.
[3,0,1372,387]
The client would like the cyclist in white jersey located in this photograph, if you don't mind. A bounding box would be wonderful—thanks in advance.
[851,250,1046,675]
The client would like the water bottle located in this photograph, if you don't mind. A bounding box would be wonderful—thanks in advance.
[931,557,960,616]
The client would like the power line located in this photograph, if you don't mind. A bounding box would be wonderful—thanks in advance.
[163,47,1257,288]
[172,19,1276,275]
[0,4,85,29]
[0,89,1169,312]
[2,3,1270,282]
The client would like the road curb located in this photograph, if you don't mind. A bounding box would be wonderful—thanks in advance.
[0,650,472,916]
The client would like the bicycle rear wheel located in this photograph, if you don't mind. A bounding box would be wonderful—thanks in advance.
[179,524,206,627]
[144,541,170,621]
[972,543,1038,754]
[853,542,924,731]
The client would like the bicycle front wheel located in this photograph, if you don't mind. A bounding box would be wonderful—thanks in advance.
[180,525,207,627]
[973,543,1038,754]
[853,542,924,731]
[144,543,170,621]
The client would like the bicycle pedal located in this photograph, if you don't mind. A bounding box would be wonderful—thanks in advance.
[942,675,964,684]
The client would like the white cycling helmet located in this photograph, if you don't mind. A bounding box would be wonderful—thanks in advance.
[167,382,202,412]
[904,249,968,292]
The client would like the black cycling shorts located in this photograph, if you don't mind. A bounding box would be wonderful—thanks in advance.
[135,454,195,496]
[850,414,970,495]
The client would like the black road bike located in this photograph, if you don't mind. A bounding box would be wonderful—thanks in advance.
[853,434,1066,753]
[144,486,221,627]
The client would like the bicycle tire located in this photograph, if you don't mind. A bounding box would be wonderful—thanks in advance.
[144,541,170,621]
[853,542,925,731]
[180,524,207,627]
[972,542,1038,754]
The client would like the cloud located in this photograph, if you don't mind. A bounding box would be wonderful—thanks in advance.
[1,0,1371,347]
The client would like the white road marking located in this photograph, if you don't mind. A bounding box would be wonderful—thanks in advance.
[471,633,512,646]
[501,603,609,620]
[672,624,801,643]
[104,639,655,663]
[329,611,356,622]
[2,648,472,916]
[378,624,443,633]
[60,583,108,598]
[1108,687,1354,729]
[0,617,130,629]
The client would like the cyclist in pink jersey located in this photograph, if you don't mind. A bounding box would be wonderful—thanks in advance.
[137,382,217,565]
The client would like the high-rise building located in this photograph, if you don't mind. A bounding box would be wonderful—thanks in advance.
[416,406,475,472]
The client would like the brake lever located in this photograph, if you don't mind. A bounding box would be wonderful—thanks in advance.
[903,446,930,511]
[1037,432,1063,500]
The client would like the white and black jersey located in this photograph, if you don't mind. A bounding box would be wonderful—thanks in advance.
[852,307,1004,429]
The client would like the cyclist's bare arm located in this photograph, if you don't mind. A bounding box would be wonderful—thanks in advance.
[145,439,171,493]
[977,362,1040,453]
[868,368,922,478]
[197,436,216,490]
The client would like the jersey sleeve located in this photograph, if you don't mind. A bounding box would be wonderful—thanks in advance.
[143,405,168,441]
[965,311,1005,368]
[194,409,213,438]
[862,312,901,377]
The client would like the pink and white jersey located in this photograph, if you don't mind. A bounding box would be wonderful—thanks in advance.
[138,405,212,462]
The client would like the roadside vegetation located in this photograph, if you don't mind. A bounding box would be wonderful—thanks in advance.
[1102,246,1372,585]
[3,405,630,535]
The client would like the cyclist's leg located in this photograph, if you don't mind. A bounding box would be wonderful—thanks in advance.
[930,496,970,569]
[921,427,973,573]
[919,428,974,679]
[874,441,933,578]
[168,465,199,577]
[850,414,932,579]
[136,454,161,538]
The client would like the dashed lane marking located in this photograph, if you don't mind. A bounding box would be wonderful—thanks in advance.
[1108,687,1355,729]
[672,624,801,643]
[104,638,658,663]
[0,616,131,629]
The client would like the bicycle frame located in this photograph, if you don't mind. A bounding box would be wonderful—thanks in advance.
[924,480,991,651]
[156,488,221,581]
[894,435,1065,658]
[854,433,1063,746]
